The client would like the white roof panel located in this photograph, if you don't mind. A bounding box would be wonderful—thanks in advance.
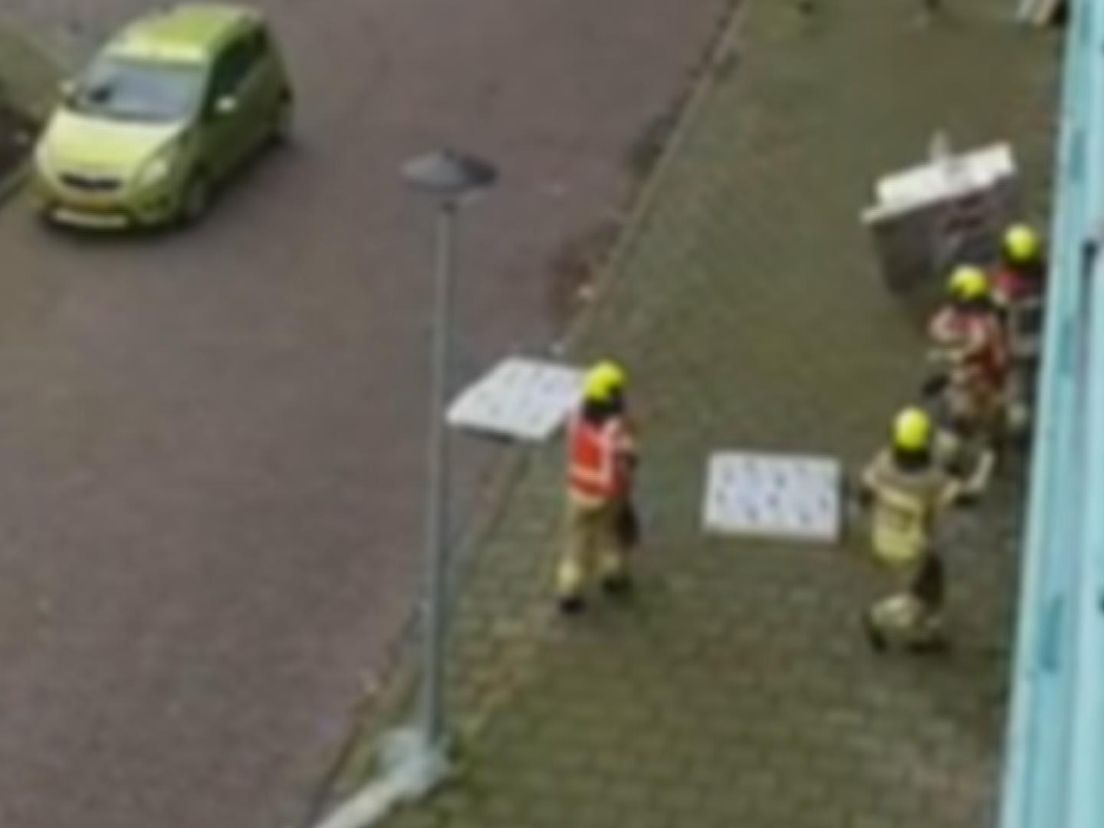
[703,451,843,544]
[447,357,585,442]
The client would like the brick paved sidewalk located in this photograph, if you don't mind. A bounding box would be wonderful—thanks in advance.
[363,1,1060,826]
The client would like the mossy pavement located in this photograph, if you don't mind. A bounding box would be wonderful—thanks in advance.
[0,17,62,202]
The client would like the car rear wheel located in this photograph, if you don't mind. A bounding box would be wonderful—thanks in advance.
[270,94,293,145]
[179,173,212,226]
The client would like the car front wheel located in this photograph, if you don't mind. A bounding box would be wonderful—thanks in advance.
[269,94,293,145]
[178,172,211,226]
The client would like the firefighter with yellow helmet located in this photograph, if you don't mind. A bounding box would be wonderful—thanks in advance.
[859,407,966,652]
[991,223,1047,431]
[926,264,1009,436]
[992,223,1045,314]
[558,360,638,614]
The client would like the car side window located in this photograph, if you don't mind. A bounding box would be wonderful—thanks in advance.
[252,27,271,60]
[209,35,258,102]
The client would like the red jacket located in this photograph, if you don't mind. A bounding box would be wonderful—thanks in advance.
[991,265,1043,310]
[928,306,1008,388]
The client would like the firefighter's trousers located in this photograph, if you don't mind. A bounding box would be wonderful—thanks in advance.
[869,553,946,646]
[557,492,629,600]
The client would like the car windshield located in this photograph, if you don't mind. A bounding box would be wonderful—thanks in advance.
[71,57,205,123]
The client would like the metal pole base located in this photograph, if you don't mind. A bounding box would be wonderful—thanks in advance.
[310,727,450,828]
[379,726,451,800]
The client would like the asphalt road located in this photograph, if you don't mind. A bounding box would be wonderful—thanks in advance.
[0,1,724,826]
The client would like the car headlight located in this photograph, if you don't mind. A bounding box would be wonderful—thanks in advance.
[135,149,177,188]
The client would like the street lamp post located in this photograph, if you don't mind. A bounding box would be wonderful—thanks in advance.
[308,149,497,828]
[401,148,498,773]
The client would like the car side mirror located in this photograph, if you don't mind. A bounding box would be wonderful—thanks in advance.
[214,95,239,117]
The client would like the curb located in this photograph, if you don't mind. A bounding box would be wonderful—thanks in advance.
[560,0,745,355]
[0,18,64,209]
[298,453,533,827]
[0,18,65,116]
[303,0,748,822]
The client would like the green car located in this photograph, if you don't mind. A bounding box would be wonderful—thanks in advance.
[33,4,293,229]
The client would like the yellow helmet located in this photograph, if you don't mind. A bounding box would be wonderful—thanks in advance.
[582,360,627,403]
[948,265,989,302]
[1003,223,1042,264]
[893,407,932,452]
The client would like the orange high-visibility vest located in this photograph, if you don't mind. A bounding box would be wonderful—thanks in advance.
[567,415,629,500]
